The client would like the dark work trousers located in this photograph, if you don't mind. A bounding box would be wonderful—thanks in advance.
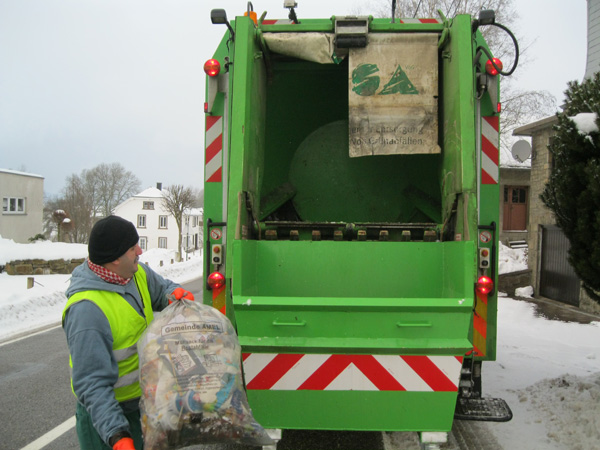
[75,402,144,449]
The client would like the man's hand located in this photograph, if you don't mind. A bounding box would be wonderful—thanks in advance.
[169,287,195,304]
[112,437,135,450]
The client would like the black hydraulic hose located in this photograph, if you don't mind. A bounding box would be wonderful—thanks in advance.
[475,22,520,76]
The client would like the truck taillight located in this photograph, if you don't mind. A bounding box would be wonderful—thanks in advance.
[207,271,225,290]
[485,58,503,76]
[476,275,493,295]
[204,59,221,77]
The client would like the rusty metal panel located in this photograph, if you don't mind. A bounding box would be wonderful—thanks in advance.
[540,225,580,306]
[349,33,440,157]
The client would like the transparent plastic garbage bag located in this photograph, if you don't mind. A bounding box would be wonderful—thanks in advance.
[137,300,273,449]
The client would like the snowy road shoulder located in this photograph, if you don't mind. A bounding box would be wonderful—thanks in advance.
[486,296,600,449]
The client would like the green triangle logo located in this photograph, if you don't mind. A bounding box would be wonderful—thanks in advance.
[352,63,380,96]
[379,65,419,95]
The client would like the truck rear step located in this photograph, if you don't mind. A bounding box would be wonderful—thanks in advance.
[454,397,513,422]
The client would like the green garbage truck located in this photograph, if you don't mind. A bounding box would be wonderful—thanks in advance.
[203,2,516,445]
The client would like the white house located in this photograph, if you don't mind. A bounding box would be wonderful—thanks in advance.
[0,168,44,243]
[182,207,204,254]
[114,184,202,256]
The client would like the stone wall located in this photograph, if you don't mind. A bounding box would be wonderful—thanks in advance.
[526,124,558,294]
[3,258,85,275]
[498,269,532,297]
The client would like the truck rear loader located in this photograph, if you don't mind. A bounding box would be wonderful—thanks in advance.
[203,2,517,446]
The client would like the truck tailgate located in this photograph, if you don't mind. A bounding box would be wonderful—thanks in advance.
[231,240,474,431]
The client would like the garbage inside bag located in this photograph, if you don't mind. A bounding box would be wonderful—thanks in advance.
[138,299,274,449]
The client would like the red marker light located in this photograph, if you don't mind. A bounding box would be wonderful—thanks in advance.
[204,59,221,77]
[476,275,493,295]
[485,58,503,76]
[207,271,225,290]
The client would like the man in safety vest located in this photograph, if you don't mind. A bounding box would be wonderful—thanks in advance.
[63,215,194,450]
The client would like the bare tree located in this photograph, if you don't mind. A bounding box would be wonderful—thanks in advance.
[370,0,557,156]
[51,209,68,242]
[162,185,196,261]
[54,163,141,243]
[193,188,204,208]
[87,163,141,217]
[43,196,62,240]
[62,174,95,243]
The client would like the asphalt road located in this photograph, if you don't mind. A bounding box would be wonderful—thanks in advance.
[0,332,383,450]
[0,276,491,450]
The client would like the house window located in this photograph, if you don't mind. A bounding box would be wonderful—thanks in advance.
[159,215,168,229]
[143,201,154,210]
[192,217,198,227]
[138,214,147,228]
[139,236,147,251]
[3,197,26,214]
[158,237,167,248]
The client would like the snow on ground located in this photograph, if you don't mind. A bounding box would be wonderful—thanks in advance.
[1,236,599,449]
[486,296,600,449]
[498,241,528,274]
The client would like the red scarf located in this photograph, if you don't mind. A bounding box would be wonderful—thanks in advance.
[87,259,131,286]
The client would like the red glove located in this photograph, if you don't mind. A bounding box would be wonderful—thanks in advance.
[113,437,135,450]
[170,287,195,303]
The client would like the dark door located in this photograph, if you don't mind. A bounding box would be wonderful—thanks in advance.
[539,225,580,306]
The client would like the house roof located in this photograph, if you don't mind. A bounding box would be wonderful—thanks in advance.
[184,207,203,216]
[0,168,44,179]
[135,187,164,198]
[513,115,558,137]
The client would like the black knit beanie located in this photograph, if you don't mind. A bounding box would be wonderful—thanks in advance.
[88,216,139,264]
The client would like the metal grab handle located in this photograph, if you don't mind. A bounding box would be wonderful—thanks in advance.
[273,320,306,327]
[396,322,432,328]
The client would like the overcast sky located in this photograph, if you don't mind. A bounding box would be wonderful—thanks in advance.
[0,0,588,197]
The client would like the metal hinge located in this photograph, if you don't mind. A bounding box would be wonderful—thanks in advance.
[334,16,370,48]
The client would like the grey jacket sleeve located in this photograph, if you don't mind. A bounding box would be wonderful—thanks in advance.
[139,263,181,311]
[63,301,130,445]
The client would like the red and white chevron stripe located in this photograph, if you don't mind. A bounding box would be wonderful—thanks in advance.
[261,19,294,25]
[205,116,223,183]
[399,18,442,24]
[481,116,499,184]
[242,353,463,392]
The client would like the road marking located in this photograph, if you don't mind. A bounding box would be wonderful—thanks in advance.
[0,324,62,348]
[20,416,76,450]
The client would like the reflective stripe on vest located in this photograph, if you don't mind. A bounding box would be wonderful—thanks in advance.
[63,265,154,402]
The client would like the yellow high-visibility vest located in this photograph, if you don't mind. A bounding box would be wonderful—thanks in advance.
[63,266,154,402]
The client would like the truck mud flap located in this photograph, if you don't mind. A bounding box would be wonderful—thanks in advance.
[454,397,513,422]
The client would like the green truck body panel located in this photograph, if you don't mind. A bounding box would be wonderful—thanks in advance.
[204,11,501,432]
